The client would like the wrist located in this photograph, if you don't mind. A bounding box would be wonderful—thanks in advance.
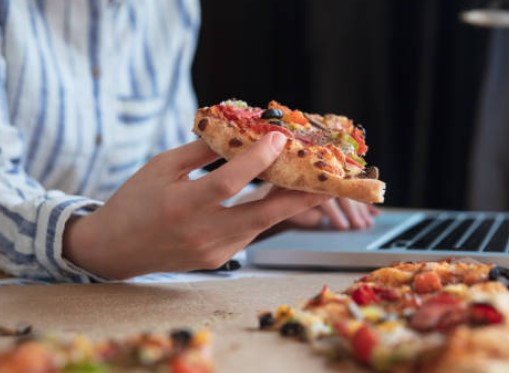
[62,211,112,279]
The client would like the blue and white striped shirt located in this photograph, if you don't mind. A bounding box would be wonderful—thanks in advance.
[0,0,200,282]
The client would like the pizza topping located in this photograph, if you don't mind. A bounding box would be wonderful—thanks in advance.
[275,304,295,320]
[359,166,380,180]
[470,303,504,325]
[413,271,443,294]
[352,285,381,306]
[488,266,509,287]
[409,293,467,332]
[250,123,293,138]
[261,108,284,120]
[258,312,276,329]
[304,113,328,131]
[171,329,193,347]
[268,101,309,128]
[352,324,379,365]
[280,321,305,338]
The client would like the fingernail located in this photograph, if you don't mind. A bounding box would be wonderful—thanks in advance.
[270,132,286,152]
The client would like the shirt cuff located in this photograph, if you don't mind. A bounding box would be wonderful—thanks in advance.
[33,195,107,283]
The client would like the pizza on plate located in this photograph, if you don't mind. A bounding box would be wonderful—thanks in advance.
[258,261,509,372]
[193,99,385,204]
[0,329,213,373]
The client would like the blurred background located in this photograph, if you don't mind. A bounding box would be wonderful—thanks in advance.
[192,0,509,211]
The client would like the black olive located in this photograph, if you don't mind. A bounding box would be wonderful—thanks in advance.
[488,266,509,287]
[268,120,283,126]
[356,124,366,137]
[170,329,193,346]
[261,109,283,120]
[258,312,276,329]
[280,321,304,338]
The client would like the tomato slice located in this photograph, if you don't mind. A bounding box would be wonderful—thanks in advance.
[352,325,378,365]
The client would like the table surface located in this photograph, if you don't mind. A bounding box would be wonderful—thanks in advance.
[0,271,371,372]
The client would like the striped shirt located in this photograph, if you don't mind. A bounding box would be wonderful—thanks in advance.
[0,0,200,282]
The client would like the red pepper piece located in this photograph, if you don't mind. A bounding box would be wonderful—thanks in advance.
[352,325,379,365]
[470,303,504,325]
[351,127,368,155]
[345,156,363,169]
[352,285,381,306]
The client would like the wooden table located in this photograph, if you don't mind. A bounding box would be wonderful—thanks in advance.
[0,272,368,372]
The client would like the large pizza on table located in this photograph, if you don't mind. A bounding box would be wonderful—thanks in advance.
[258,261,509,373]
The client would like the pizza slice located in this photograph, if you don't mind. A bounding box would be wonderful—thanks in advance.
[258,261,509,372]
[0,329,213,373]
[193,99,385,204]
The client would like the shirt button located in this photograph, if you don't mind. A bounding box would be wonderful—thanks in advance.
[92,67,101,78]
[95,135,102,146]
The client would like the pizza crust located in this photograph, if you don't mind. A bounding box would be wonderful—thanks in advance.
[425,325,509,373]
[193,109,386,204]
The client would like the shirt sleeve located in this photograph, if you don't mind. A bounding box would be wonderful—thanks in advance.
[0,70,105,283]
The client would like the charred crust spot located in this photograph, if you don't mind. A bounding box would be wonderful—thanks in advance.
[229,138,243,147]
[297,149,309,158]
[318,173,328,182]
[197,118,208,132]
[314,160,328,170]
[314,160,337,174]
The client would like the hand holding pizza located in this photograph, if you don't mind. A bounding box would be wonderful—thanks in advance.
[62,132,330,279]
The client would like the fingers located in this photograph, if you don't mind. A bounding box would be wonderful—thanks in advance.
[320,199,351,230]
[194,132,287,204]
[162,139,220,178]
[368,204,381,216]
[225,188,330,234]
[287,208,324,228]
[337,198,373,229]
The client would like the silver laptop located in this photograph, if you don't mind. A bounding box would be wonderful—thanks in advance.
[246,210,509,269]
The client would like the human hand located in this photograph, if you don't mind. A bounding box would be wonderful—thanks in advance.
[287,197,380,230]
[63,133,330,279]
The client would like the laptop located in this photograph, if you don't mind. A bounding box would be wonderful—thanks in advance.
[246,210,509,269]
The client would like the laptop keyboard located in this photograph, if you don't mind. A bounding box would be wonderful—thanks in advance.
[379,214,509,253]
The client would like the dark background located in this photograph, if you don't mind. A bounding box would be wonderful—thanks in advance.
[192,0,492,209]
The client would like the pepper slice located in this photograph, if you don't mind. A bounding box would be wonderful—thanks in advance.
[470,303,504,325]
[352,285,381,306]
